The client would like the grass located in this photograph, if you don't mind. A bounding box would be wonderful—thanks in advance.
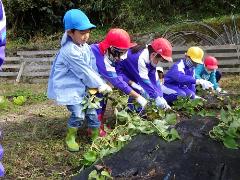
[0,75,239,179]
[0,83,90,179]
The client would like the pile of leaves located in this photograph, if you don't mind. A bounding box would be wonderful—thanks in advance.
[81,91,181,170]
[78,89,240,179]
[209,106,240,149]
[172,96,216,117]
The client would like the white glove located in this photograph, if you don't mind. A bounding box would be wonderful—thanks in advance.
[131,82,143,91]
[216,87,222,93]
[195,95,206,101]
[196,79,213,90]
[136,95,148,108]
[203,81,213,90]
[98,84,112,94]
[155,96,171,110]
[195,95,202,99]
[196,79,204,85]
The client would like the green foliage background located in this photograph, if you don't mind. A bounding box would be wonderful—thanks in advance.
[3,0,240,39]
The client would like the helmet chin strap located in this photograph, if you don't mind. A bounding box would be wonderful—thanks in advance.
[106,49,117,67]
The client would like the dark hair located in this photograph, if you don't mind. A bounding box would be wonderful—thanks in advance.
[130,44,157,56]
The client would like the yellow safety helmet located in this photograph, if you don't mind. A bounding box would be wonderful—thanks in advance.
[186,46,204,64]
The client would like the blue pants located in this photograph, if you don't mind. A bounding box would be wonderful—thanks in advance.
[216,71,222,82]
[163,84,196,104]
[66,104,100,129]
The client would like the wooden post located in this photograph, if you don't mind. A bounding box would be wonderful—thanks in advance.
[16,55,26,83]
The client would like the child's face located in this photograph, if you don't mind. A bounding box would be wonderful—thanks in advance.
[206,67,214,74]
[150,52,165,65]
[68,29,90,45]
[157,71,164,79]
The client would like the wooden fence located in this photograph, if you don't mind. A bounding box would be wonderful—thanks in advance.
[0,45,240,83]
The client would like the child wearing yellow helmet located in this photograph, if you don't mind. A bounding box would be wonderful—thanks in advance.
[162,46,211,103]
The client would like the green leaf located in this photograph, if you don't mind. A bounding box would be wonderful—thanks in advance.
[165,113,177,125]
[88,170,99,180]
[83,151,97,163]
[169,128,181,141]
[99,148,110,159]
[226,127,238,138]
[89,102,100,109]
[223,136,238,149]
[220,108,227,122]
[13,95,27,106]
[101,170,113,179]
[0,96,8,109]
[116,110,131,122]
[118,135,131,142]
[128,123,136,129]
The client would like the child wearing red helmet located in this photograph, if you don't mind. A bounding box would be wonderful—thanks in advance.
[195,56,223,93]
[116,38,173,110]
[91,28,148,136]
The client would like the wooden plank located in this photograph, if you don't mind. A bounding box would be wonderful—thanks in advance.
[17,50,57,56]
[0,72,18,76]
[218,59,240,65]
[160,59,240,68]
[23,57,54,62]
[204,52,239,58]
[172,52,239,58]
[16,60,26,83]
[24,65,51,71]
[5,57,21,61]
[161,67,240,73]
[23,71,50,77]
[1,64,21,69]
[172,44,237,52]
[219,67,240,73]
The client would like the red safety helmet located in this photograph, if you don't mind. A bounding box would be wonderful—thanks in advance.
[151,38,173,62]
[102,28,136,50]
[204,56,218,70]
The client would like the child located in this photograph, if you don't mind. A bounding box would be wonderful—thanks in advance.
[91,28,148,136]
[0,0,6,176]
[195,56,223,92]
[163,46,211,104]
[117,38,173,110]
[47,9,112,152]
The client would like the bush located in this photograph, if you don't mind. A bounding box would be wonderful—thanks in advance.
[3,0,240,39]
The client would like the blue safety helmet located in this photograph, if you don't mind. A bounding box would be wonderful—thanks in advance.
[63,9,96,31]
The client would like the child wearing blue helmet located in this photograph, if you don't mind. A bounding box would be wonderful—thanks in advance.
[47,9,112,152]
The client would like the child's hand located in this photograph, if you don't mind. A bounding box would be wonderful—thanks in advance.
[98,84,112,94]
